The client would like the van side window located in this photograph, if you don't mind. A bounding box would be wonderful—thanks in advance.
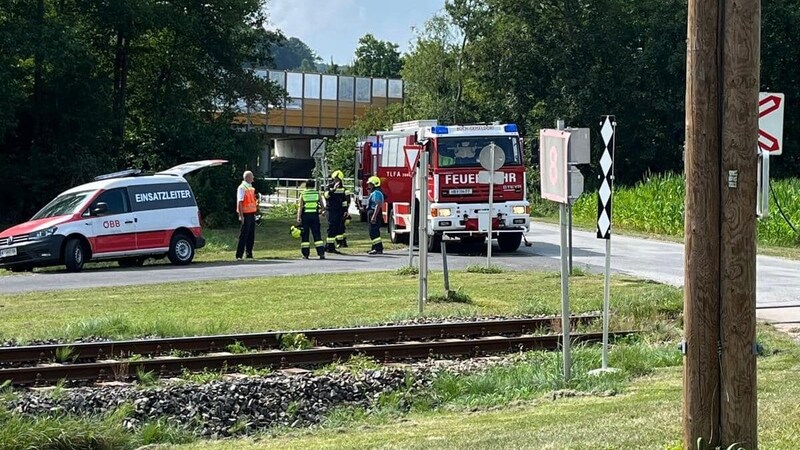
[91,188,129,216]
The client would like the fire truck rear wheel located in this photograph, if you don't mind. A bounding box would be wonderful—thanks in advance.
[497,232,522,252]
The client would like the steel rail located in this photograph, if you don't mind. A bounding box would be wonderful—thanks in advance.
[0,330,633,386]
[0,314,601,365]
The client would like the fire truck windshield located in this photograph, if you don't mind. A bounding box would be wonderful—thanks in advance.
[436,136,521,168]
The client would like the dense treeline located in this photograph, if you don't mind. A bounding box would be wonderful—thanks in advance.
[0,0,283,226]
[3,1,799,226]
[332,0,800,193]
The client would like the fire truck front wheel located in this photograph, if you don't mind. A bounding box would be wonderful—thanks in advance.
[426,232,442,253]
[497,232,523,252]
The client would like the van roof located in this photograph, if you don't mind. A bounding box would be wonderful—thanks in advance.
[61,159,228,196]
[62,174,188,195]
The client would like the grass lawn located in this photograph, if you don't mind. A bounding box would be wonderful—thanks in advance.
[197,217,405,262]
[159,333,800,450]
[0,270,680,343]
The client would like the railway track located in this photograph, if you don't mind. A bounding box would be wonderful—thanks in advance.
[0,315,633,386]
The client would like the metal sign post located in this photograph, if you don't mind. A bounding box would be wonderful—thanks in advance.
[479,143,505,268]
[403,145,422,268]
[418,150,429,314]
[408,172,416,266]
[539,127,571,381]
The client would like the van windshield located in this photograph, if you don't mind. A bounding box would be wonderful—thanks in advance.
[31,191,94,220]
[436,136,522,168]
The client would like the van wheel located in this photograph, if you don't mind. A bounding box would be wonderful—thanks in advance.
[118,257,146,268]
[64,238,86,272]
[168,233,195,265]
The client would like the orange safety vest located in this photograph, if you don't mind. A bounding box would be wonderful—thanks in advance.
[239,182,257,214]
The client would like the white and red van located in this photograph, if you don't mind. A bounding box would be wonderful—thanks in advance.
[0,160,227,272]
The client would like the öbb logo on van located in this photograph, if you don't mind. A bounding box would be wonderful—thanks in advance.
[102,220,121,229]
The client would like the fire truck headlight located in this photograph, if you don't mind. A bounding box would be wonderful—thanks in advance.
[512,206,526,215]
[436,208,452,217]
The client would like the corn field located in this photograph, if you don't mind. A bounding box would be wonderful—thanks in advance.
[570,173,800,247]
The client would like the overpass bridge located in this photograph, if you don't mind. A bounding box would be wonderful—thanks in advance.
[233,70,404,177]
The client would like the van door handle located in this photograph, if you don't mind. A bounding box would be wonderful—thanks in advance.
[125,220,134,224]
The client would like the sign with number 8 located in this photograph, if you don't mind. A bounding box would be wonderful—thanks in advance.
[539,129,570,204]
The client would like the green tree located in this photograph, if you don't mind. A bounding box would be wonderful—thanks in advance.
[270,36,320,70]
[0,0,284,225]
[445,0,687,186]
[351,34,403,78]
[761,0,800,178]
[402,13,485,124]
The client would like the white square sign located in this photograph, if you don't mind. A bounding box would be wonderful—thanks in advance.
[759,92,785,155]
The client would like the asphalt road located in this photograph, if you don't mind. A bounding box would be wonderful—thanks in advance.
[2,223,799,324]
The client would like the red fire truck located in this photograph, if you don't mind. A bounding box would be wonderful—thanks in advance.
[355,120,530,252]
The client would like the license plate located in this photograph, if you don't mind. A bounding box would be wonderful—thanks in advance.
[0,248,17,258]
[449,188,472,195]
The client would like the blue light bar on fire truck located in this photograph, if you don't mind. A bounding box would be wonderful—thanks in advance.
[431,126,449,134]
[504,124,518,132]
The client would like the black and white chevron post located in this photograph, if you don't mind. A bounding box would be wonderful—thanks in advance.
[595,115,617,372]
[597,116,616,239]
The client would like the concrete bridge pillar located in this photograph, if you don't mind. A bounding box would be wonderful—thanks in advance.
[274,138,312,159]
[256,139,273,176]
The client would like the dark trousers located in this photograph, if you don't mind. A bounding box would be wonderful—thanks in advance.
[367,209,384,252]
[326,209,344,251]
[236,213,256,258]
[301,212,325,257]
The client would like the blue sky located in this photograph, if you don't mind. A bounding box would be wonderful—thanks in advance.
[267,0,446,65]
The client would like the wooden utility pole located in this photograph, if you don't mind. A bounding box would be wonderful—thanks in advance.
[684,0,760,449]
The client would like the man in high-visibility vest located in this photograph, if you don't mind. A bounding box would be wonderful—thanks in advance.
[296,179,325,260]
[236,170,258,260]
[324,170,349,253]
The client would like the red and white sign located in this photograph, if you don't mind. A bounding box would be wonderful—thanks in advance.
[403,145,421,172]
[759,92,785,155]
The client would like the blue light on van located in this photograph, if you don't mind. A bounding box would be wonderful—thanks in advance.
[504,124,518,133]
[431,126,449,134]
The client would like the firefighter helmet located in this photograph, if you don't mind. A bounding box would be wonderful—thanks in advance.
[331,170,344,180]
[289,225,302,239]
[367,176,381,187]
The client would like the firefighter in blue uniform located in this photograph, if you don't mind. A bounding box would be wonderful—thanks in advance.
[296,179,325,260]
[366,176,385,255]
[324,170,349,253]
